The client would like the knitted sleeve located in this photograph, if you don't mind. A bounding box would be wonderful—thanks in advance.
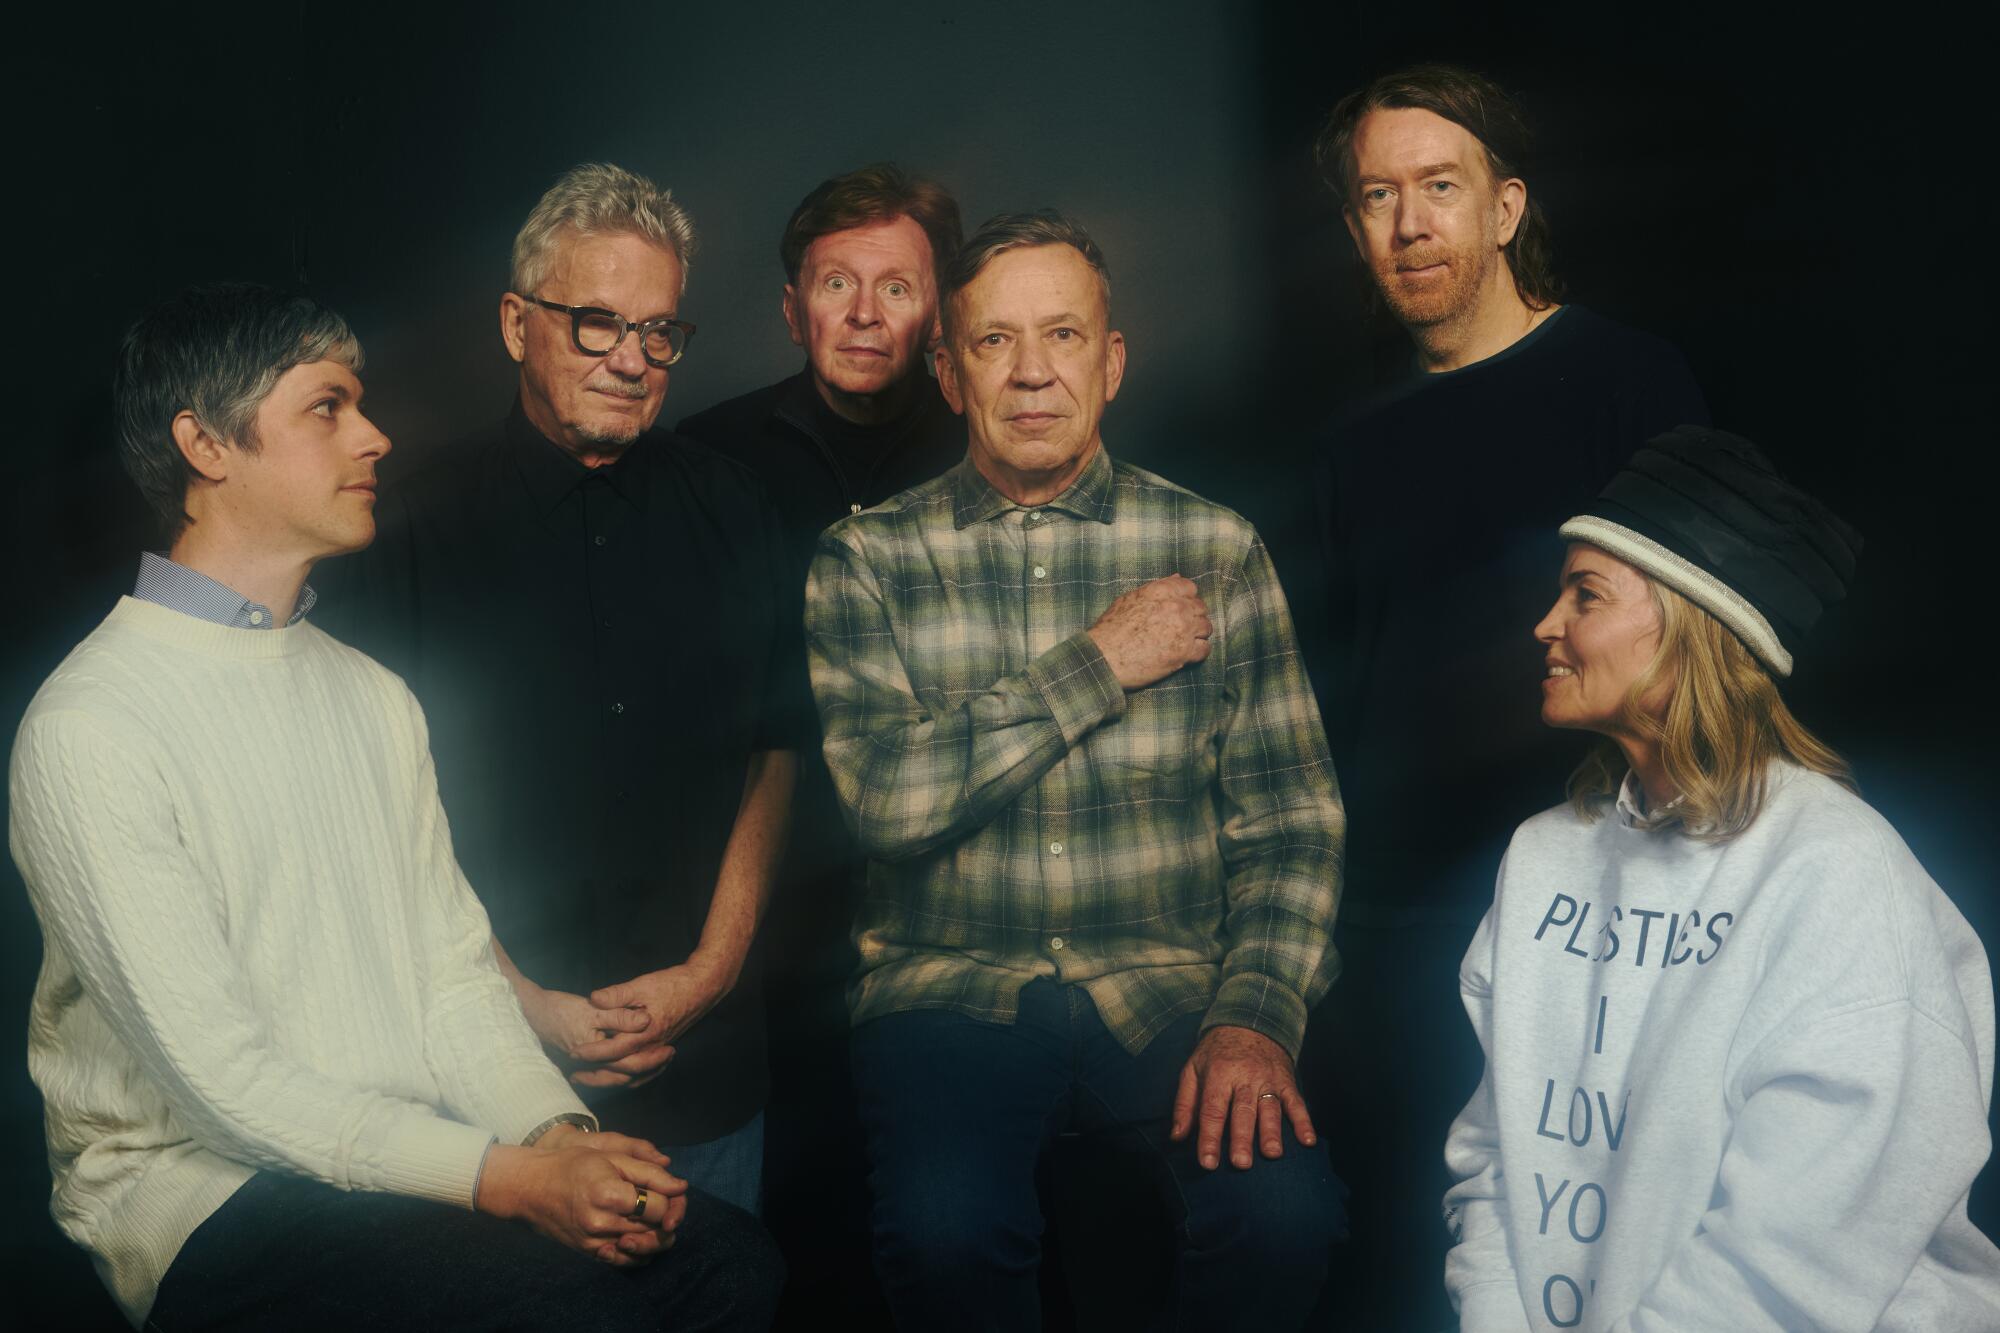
[395,686,590,1142]
[11,708,493,1208]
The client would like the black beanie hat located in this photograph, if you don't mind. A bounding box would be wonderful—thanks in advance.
[1559,426,1861,677]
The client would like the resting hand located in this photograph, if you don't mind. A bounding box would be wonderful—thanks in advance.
[1170,1025,1317,1170]
[573,961,730,1089]
[478,1144,688,1265]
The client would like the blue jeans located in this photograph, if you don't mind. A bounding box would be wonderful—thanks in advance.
[663,1111,765,1216]
[145,1170,782,1331]
[852,979,1347,1331]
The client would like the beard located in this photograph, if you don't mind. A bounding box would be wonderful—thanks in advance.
[1372,239,1497,328]
[571,374,650,451]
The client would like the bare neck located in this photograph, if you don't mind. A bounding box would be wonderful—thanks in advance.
[1615,735,1678,813]
[168,522,314,624]
[972,439,1101,509]
[814,370,920,428]
[1411,271,1559,373]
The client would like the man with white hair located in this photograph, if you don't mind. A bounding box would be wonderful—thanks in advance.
[323,163,804,1215]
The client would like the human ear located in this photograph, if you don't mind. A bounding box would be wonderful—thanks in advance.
[171,410,231,483]
[782,285,804,348]
[935,346,964,414]
[1102,330,1127,405]
[1494,178,1527,248]
[499,292,528,365]
[1342,207,1365,258]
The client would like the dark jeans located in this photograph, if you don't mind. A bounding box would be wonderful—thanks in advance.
[852,979,1347,1332]
[145,1171,784,1332]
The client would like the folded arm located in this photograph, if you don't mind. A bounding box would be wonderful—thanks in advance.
[805,530,1125,863]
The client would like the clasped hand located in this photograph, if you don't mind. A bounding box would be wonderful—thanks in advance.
[522,960,728,1090]
[481,1130,687,1266]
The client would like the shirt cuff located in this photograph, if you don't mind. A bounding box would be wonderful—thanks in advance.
[1200,971,1310,1063]
[1025,631,1125,743]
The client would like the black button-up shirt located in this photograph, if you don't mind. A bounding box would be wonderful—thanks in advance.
[318,404,805,1141]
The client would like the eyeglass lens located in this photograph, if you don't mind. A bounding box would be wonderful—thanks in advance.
[574,311,685,363]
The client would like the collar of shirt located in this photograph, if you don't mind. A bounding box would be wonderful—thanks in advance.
[133,551,315,629]
[506,401,647,516]
[949,443,1118,530]
[1614,768,1688,831]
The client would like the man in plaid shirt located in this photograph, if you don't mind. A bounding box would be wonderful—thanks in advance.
[806,210,1347,1328]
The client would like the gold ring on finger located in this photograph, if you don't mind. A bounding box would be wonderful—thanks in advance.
[1257,1092,1280,1101]
[629,1187,649,1220]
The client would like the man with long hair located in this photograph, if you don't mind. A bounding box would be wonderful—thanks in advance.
[1306,63,1712,1321]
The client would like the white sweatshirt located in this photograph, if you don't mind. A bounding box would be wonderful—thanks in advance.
[9,597,589,1326]
[1444,761,2000,1332]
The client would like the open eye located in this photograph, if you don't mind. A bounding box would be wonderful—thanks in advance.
[885,282,908,298]
[1427,180,1457,195]
[1051,328,1076,342]
[311,399,337,418]
[826,275,848,292]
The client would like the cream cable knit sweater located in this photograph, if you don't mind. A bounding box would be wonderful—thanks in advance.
[10,597,588,1326]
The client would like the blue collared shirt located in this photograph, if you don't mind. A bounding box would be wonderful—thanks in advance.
[132,552,316,629]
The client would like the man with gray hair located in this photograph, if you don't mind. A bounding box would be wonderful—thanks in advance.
[11,280,781,1328]
[322,163,805,1216]
[805,210,1348,1326]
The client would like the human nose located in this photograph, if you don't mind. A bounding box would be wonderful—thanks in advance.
[1393,194,1432,245]
[848,284,880,327]
[1533,596,1565,645]
[356,410,391,462]
[1009,336,1054,388]
[604,327,650,377]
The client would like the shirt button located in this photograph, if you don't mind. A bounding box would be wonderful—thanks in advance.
[1050,936,1066,951]
[593,534,608,547]
[1033,565,1047,580]
[602,618,613,630]
[247,610,264,625]
[1049,841,1064,856]
[610,702,625,715]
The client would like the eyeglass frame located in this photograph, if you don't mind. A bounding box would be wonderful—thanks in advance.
[512,293,697,368]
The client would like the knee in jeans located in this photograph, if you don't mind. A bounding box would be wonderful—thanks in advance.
[1195,1170,1345,1271]
[879,1190,1038,1283]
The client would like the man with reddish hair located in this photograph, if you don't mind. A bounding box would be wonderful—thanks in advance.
[1307,64,1710,1324]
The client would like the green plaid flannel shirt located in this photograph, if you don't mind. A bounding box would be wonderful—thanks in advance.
[805,446,1344,1059]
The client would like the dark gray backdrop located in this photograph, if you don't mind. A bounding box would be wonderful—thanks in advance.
[8,2,1991,1327]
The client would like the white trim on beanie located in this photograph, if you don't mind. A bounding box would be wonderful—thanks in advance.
[1559,515,1794,677]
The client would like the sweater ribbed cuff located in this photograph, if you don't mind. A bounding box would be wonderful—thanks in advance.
[375,1114,500,1210]
[480,1065,594,1148]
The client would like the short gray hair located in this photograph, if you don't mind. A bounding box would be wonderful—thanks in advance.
[114,282,362,540]
[941,209,1111,340]
[510,162,698,296]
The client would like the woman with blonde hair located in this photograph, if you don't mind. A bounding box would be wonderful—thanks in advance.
[1442,427,2000,1331]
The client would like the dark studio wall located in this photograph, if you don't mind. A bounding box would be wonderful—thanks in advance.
[6,1,1992,1326]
